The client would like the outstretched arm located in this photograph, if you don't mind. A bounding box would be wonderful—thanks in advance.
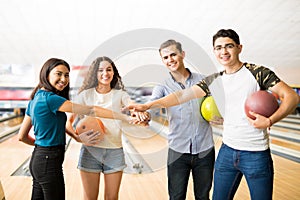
[128,85,206,112]
[59,102,131,122]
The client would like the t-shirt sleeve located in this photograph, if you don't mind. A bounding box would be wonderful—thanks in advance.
[196,80,210,97]
[195,72,223,97]
[25,101,32,116]
[258,67,281,90]
[244,63,281,90]
[47,94,67,114]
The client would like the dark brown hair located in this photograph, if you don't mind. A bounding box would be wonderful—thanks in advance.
[30,58,70,100]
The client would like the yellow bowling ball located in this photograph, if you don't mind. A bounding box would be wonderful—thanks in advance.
[200,96,221,121]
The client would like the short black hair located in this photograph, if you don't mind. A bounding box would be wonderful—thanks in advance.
[213,29,240,46]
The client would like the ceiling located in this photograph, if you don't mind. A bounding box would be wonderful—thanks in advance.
[0,0,300,87]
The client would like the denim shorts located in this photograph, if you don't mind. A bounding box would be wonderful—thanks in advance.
[78,145,126,174]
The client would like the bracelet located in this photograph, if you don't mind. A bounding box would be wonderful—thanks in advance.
[268,118,273,127]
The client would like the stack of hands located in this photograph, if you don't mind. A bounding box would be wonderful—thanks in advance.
[129,110,151,125]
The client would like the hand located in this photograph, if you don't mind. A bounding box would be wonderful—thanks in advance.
[131,120,150,127]
[247,111,271,129]
[126,103,150,112]
[131,111,151,121]
[209,116,224,125]
[79,130,101,146]
[130,111,151,126]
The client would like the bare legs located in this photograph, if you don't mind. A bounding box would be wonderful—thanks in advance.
[80,170,123,200]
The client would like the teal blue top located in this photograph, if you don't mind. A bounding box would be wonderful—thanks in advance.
[26,89,67,147]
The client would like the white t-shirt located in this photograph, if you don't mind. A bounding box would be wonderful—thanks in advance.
[197,63,280,151]
[221,67,269,151]
[75,88,132,148]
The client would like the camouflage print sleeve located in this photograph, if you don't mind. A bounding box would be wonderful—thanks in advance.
[196,72,223,97]
[244,63,281,90]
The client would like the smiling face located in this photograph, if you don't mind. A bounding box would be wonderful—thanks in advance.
[160,44,185,72]
[48,64,69,91]
[213,37,242,68]
[97,60,114,87]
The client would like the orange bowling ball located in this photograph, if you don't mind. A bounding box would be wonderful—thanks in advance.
[75,116,105,135]
[244,90,279,120]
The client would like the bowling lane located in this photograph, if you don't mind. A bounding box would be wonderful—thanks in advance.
[0,133,33,177]
[281,115,300,124]
[122,122,168,173]
[0,116,23,141]
[273,115,300,132]
[0,132,35,200]
[274,121,300,132]
[0,115,23,128]
[0,113,16,122]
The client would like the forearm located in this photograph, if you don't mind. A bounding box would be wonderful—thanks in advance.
[61,101,130,121]
[65,113,79,140]
[65,126,80,142]
[18,115,35,145]
[147,85,206,109]
[93,106,130,121]
[147,92,182,109]
[19,135,35,146]
[269,82,299,124]
[270,92,299,123]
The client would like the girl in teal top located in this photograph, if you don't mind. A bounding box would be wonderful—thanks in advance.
[26,89,67,147]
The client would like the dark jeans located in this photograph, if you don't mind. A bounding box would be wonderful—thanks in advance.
[168,147,215,200]
[29,145,65,200]
[213,143,274,200]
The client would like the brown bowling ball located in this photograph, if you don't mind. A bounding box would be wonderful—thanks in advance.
[244,90,279,120]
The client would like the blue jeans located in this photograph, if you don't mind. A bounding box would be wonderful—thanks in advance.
[168,147,215,200]
[29,145,65,200]
[213,143,274,200]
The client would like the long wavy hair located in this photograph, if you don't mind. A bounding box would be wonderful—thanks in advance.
[78,56,124,93]
[30,58,70,100]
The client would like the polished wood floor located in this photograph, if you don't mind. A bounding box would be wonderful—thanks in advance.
[1,121,300,199]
